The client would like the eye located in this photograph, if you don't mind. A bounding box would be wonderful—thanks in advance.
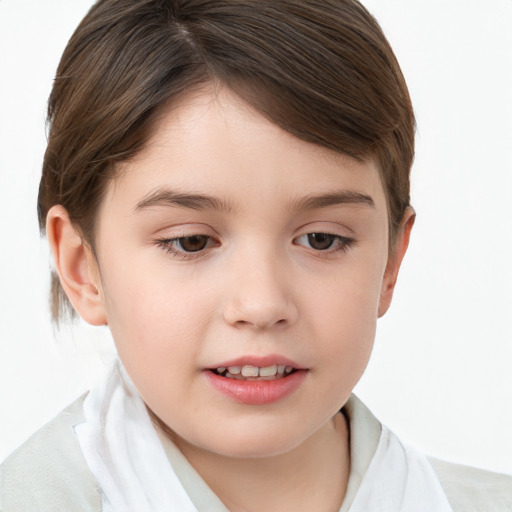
[174,235,210,252]
[294,233,354,252]
[156,235,218,257]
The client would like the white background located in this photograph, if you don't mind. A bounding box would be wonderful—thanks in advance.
[1,1,511,474]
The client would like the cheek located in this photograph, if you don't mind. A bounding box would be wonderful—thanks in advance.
[99,260,216,379]
[309,258,384,381]
[100,272,215,426]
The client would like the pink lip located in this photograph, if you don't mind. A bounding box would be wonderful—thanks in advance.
[208,354,305,370]
[203,368,307,406]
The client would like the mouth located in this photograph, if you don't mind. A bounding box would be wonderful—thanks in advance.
[210,364,296,381]
[204,358,307,404]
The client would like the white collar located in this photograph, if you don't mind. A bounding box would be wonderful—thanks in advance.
[74,359,452,512]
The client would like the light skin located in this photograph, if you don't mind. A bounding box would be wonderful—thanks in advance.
[47,87,414,512]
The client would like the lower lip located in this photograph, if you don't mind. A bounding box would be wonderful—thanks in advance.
[203,370,307,405]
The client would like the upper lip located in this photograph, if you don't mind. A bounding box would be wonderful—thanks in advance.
[207,355,305,370]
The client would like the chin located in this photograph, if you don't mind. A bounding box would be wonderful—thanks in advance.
[210,440,300,460]
[181,423,310,460]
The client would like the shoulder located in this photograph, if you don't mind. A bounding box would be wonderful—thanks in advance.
[429,456,512,512]
[0,394,101,512]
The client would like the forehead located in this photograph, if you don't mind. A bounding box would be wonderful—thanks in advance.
[103,87,387,216]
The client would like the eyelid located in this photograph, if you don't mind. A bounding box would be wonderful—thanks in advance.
[294,219,355,237]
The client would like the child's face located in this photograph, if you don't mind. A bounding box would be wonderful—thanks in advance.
[89,87,401,458]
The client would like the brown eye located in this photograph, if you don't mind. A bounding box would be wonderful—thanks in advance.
[294,232,354,253]
[306,233,336,250]
[177,235,210,252]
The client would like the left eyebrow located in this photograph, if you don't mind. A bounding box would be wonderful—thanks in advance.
[289,190,375,211]
[133,188,236,213]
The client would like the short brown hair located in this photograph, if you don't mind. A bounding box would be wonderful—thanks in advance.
[38,0,415,322]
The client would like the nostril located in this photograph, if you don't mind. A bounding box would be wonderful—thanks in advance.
[228,317,292,330]
[222,295,298,329]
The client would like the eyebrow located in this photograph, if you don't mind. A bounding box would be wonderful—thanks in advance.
[289,190,375,211]
[134,187,375,214]
[134,188,235,213]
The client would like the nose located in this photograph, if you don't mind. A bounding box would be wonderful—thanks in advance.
[222,247,298,330]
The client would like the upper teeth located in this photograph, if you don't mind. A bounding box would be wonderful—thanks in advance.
[242,366,260,377]
[216,365,294,377]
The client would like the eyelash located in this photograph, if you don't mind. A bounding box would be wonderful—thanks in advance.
[155,232,355,260]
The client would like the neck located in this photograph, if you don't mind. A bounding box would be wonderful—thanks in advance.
[155,412,350,512]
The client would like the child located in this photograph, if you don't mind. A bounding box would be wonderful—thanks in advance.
[1,0,511,510]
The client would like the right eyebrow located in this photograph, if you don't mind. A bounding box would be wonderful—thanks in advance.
[133,188,236,214]
[289,190,375,211]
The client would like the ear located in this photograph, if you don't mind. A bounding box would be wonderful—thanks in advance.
[46,205,107,325]
[378,207,415,318]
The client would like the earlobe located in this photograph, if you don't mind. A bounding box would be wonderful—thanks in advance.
[46,205,107,326]
[378,207,415,318]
